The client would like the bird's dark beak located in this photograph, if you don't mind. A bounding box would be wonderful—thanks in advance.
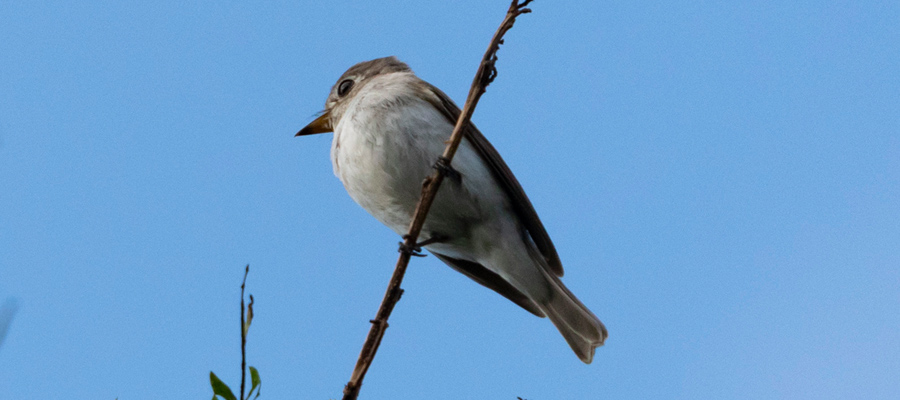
[296,112,332,136]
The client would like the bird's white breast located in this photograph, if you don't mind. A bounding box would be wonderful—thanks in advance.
[329,72,512,259]
[330,73,453,234]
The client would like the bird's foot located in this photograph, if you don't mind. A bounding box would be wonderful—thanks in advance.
[397,240,426,257]
[433,156,461,183]
[398,234,449,257]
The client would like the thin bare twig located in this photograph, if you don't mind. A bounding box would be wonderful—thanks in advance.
[240,264,249,400]
[341,2,533,399]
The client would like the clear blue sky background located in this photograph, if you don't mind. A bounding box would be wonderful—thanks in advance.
[1,1,898,399]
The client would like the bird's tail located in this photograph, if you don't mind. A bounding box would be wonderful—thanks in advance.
[539,270,608,364]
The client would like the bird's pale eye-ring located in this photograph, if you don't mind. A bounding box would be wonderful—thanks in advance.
[337,79,354,97]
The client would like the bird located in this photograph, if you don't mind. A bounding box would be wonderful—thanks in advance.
[296,56,607,363]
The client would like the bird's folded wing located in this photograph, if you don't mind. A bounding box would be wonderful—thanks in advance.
[431,252,544,317]
[422,82,564,277]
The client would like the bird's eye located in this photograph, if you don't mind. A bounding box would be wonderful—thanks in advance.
[337,79,354,97]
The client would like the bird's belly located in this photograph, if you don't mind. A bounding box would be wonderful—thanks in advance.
[335,152,422,234]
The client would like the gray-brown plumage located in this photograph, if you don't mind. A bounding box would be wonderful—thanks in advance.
[298,56,607,363]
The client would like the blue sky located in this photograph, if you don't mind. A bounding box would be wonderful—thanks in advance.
[1,1,898,399]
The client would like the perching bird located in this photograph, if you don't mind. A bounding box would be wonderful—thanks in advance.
[297,56,607,363]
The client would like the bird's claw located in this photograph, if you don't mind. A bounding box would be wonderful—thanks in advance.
[433,156,461,183]
[399,234,450,257]
[398,241,426,257]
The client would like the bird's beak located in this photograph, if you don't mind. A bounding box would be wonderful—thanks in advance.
[296,112,332,136]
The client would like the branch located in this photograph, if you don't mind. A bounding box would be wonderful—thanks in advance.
[341,2,533,399]
[240,264,249,400]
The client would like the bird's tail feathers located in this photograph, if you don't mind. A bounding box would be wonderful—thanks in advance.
[539,270,608,364]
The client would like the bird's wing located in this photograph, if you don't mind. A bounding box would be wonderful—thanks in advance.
[422,82,564,277]
[430,251,545,317]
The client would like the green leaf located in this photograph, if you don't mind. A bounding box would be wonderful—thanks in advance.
[249,366,262,399]
[209,371,237,400]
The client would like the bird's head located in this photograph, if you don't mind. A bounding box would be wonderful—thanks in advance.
[296,56,412,137]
